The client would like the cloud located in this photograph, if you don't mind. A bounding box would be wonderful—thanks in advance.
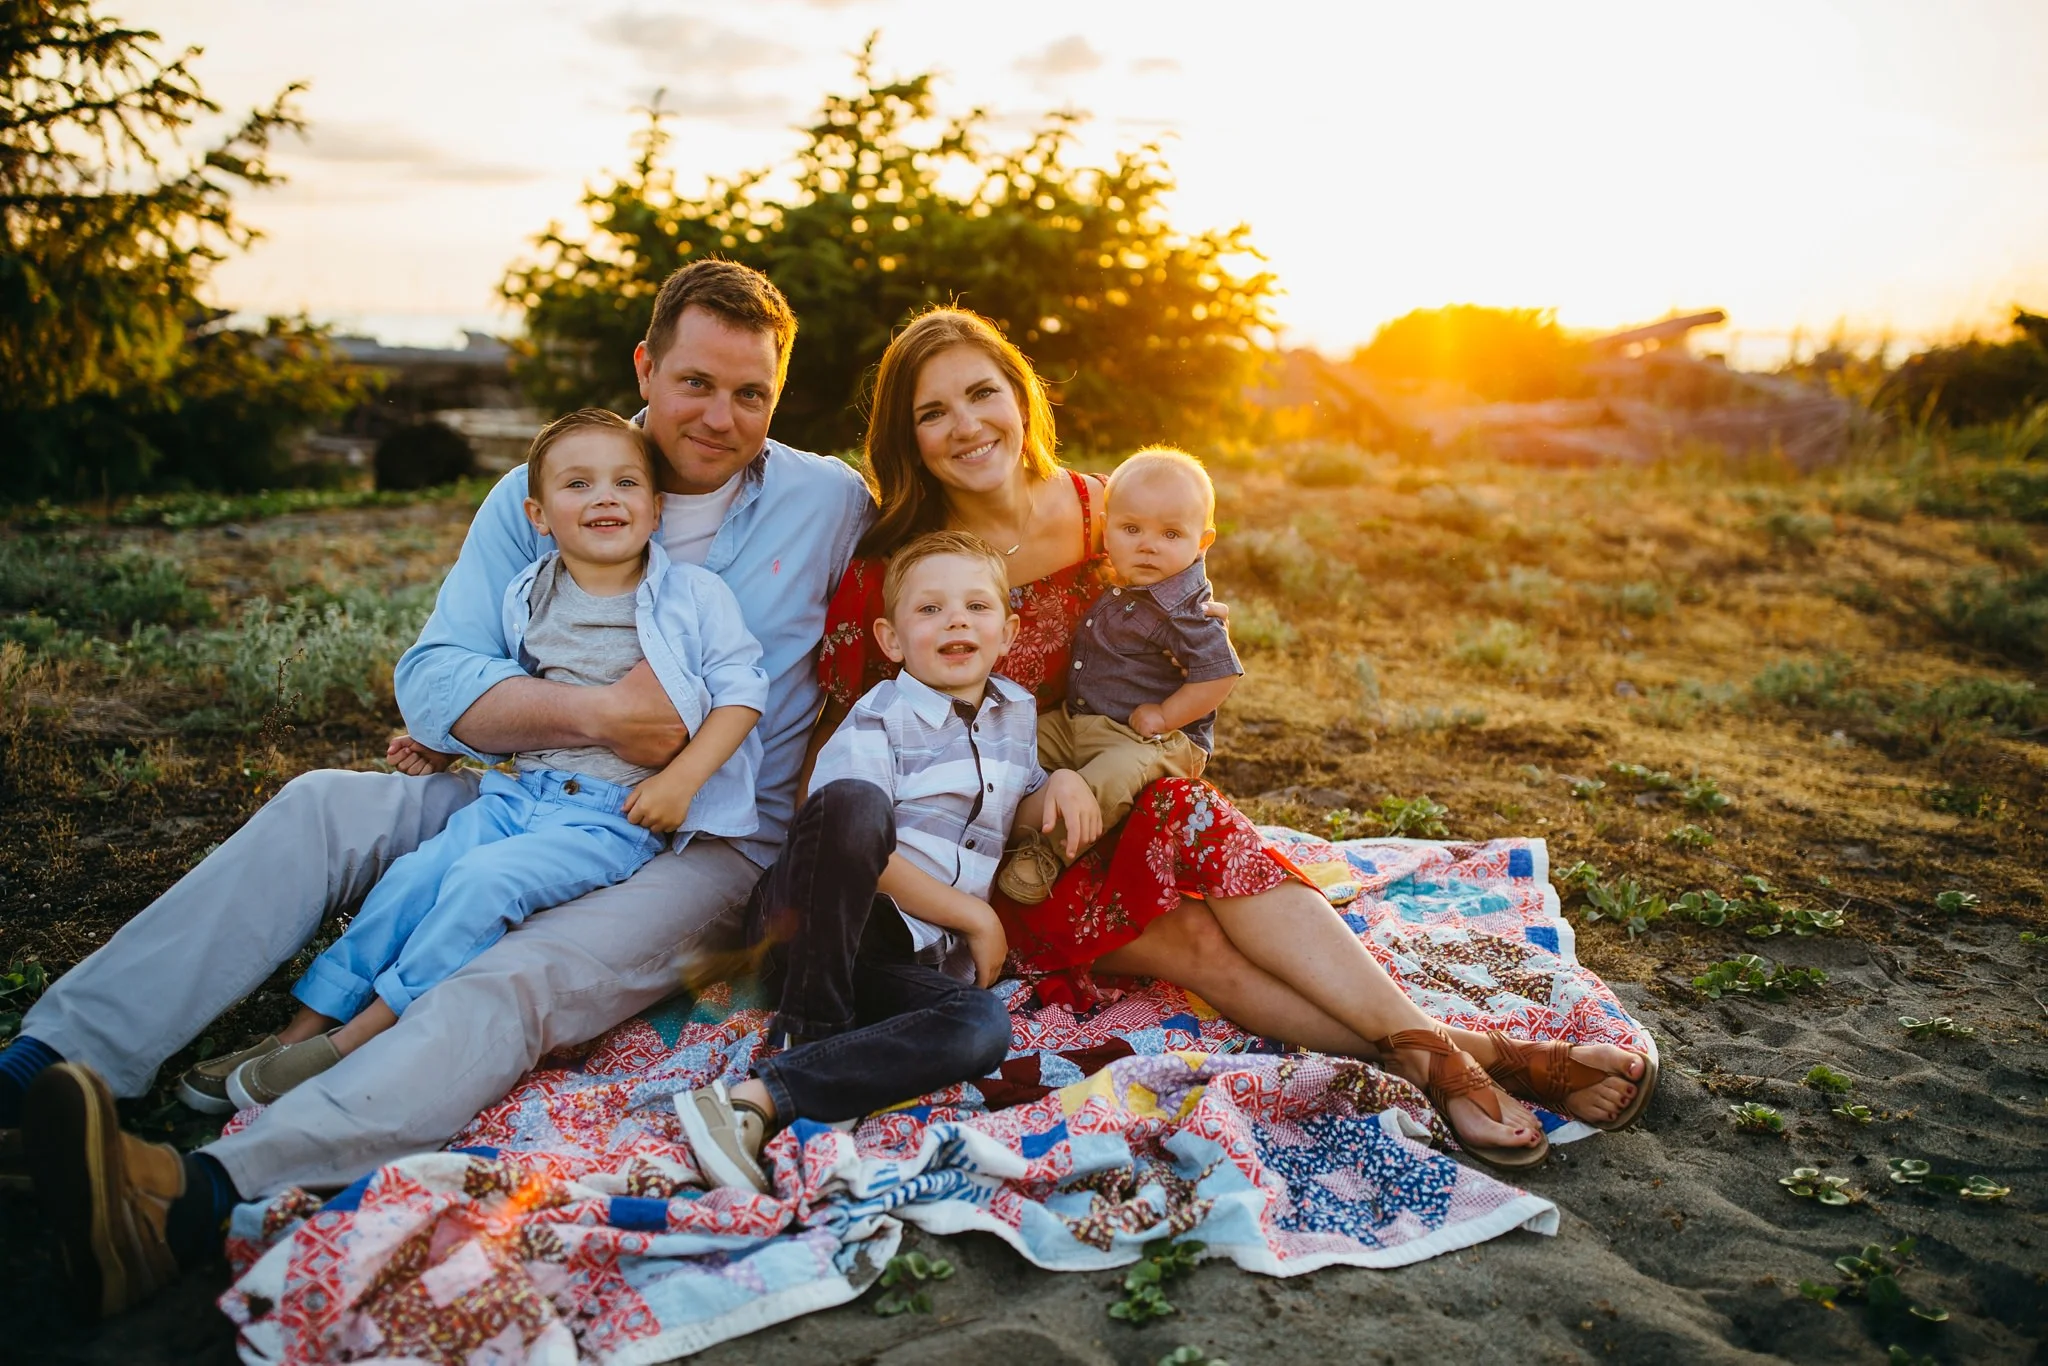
[1131,56,1181,76]
[290,122,541,186]
[588,10,796,73]
[300,123,439,164]
[1014,35,1105,83]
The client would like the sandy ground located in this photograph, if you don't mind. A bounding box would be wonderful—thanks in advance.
[12,920,2044,1366]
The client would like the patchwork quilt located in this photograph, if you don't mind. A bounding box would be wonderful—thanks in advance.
[220,834,1653,1364]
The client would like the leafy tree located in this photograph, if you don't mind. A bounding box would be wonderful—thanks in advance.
[1,2,364,498]
[1352,304,1591,403]
[504,41,1277,455]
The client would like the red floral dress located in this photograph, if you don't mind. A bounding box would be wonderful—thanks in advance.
[817,470,1301,1006]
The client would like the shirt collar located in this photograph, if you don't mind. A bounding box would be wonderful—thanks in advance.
[893,669,1031,727]
[1128,557,1210,611]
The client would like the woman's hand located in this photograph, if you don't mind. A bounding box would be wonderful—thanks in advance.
[1041,769,1103,858]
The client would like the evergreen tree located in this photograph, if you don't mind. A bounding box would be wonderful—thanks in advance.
[1,2,362,498]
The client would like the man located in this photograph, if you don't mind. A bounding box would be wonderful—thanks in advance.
[4,259,874,1317]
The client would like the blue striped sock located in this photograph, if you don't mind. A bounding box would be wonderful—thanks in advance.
[0,1036,63,1127]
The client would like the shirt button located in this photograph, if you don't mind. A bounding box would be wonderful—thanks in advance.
[965,839,976,850]
[987,783,995,792]
[562,779,580,794]
[1084,619,1092,627]
[1112,587,1122,596]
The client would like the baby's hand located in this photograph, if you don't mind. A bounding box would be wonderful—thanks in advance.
[1128,703,1171,739]
[1041,769,1103,858]
[624,770,699,833]
[961,906,1009,989]
[387,735,457,776]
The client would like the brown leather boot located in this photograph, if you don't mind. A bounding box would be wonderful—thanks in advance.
[23,1062,184,1318]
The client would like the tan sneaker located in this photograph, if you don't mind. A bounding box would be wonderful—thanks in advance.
[996,831,1064,905]
[23,1062,184,1317]
[175,1035,283,1115]
[675,1081,769,1193]
[226,1033,341,1109]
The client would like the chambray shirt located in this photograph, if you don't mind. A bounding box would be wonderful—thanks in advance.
[1067,558,1242,752]
[501,542,769,843]
[394,439,874,868]
[810,672,1043,971]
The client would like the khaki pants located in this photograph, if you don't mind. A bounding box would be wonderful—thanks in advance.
[1036,709,1207,849]
[22,768,758,1195]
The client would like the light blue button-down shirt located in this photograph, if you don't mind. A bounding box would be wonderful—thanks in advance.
[395,438,874,868]
[501,540,769,845]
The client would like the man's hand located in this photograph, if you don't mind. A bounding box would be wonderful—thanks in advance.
[623,767,701,833]
[387,734,457,776]
[1128,703,1171,739]
[1040,769,1103,859]
[596,660,692,769]
[960,904,1010,988]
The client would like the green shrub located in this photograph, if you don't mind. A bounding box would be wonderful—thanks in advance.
[0,539,214,633]
[1752,508,1834,553]
[1831,478,1908,523]
[1878,310,2048,428]
[202,586,435,719]
[1599,580,1672,618]
[1451,619,1550,674]
[1473,565,1565,617]
[1968,521,2038,567]
[1940,569,2048,660]
[1284,444,1373,488]
[1227,598,1298,652]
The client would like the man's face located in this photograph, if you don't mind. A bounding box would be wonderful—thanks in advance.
[634,305,781,495]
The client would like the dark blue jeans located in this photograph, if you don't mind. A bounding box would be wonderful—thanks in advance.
[747,780,1012,1124]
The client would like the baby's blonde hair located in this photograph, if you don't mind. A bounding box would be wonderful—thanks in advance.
[1105,446,1216,528]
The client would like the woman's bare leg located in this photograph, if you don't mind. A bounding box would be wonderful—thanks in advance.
[1095,901,1376,1054]
[1097,897,1539,1150]
[1203,881,1644,1124]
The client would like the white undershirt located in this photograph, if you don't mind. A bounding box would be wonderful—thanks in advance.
[658,471,744,567]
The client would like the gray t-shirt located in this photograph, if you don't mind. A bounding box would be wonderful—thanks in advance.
[517,557,655,786]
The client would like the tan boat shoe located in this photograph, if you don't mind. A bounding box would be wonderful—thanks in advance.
[175,1034,284,1115]
[227,1032,342,1110]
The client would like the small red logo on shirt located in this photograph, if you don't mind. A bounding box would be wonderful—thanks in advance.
[773,558,781,574]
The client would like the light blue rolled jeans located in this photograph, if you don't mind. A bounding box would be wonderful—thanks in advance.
[292,767,665,1021]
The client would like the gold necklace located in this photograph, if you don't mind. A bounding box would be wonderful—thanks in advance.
[980,493,1032,556]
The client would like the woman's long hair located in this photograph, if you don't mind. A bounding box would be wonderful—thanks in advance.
[856,308,1060,559]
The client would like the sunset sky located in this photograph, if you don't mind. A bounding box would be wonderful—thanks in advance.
[125,0,2048,364]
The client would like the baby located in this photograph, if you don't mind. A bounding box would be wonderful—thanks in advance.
[997,446,1243,903]
[194,408,768,1113]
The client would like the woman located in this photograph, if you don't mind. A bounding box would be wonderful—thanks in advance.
[813,308,1653,1168]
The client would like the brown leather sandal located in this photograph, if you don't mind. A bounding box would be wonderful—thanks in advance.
[1375,1028,1549,1171]
[1482,1031,1658,1133]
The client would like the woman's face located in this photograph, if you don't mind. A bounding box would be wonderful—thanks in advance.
[910,344,1026,497]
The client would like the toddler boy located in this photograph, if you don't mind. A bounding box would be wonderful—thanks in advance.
[201,409,768,1111]
[678,530,1099,1191]
[997,446,1243,904]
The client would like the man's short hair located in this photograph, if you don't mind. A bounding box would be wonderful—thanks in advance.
[644,258,798,390]
[525,408,658,489]
[881,530,1011,619]
[1106,445,1217,528]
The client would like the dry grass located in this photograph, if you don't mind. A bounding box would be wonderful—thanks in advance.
[3,455,2045,1011]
